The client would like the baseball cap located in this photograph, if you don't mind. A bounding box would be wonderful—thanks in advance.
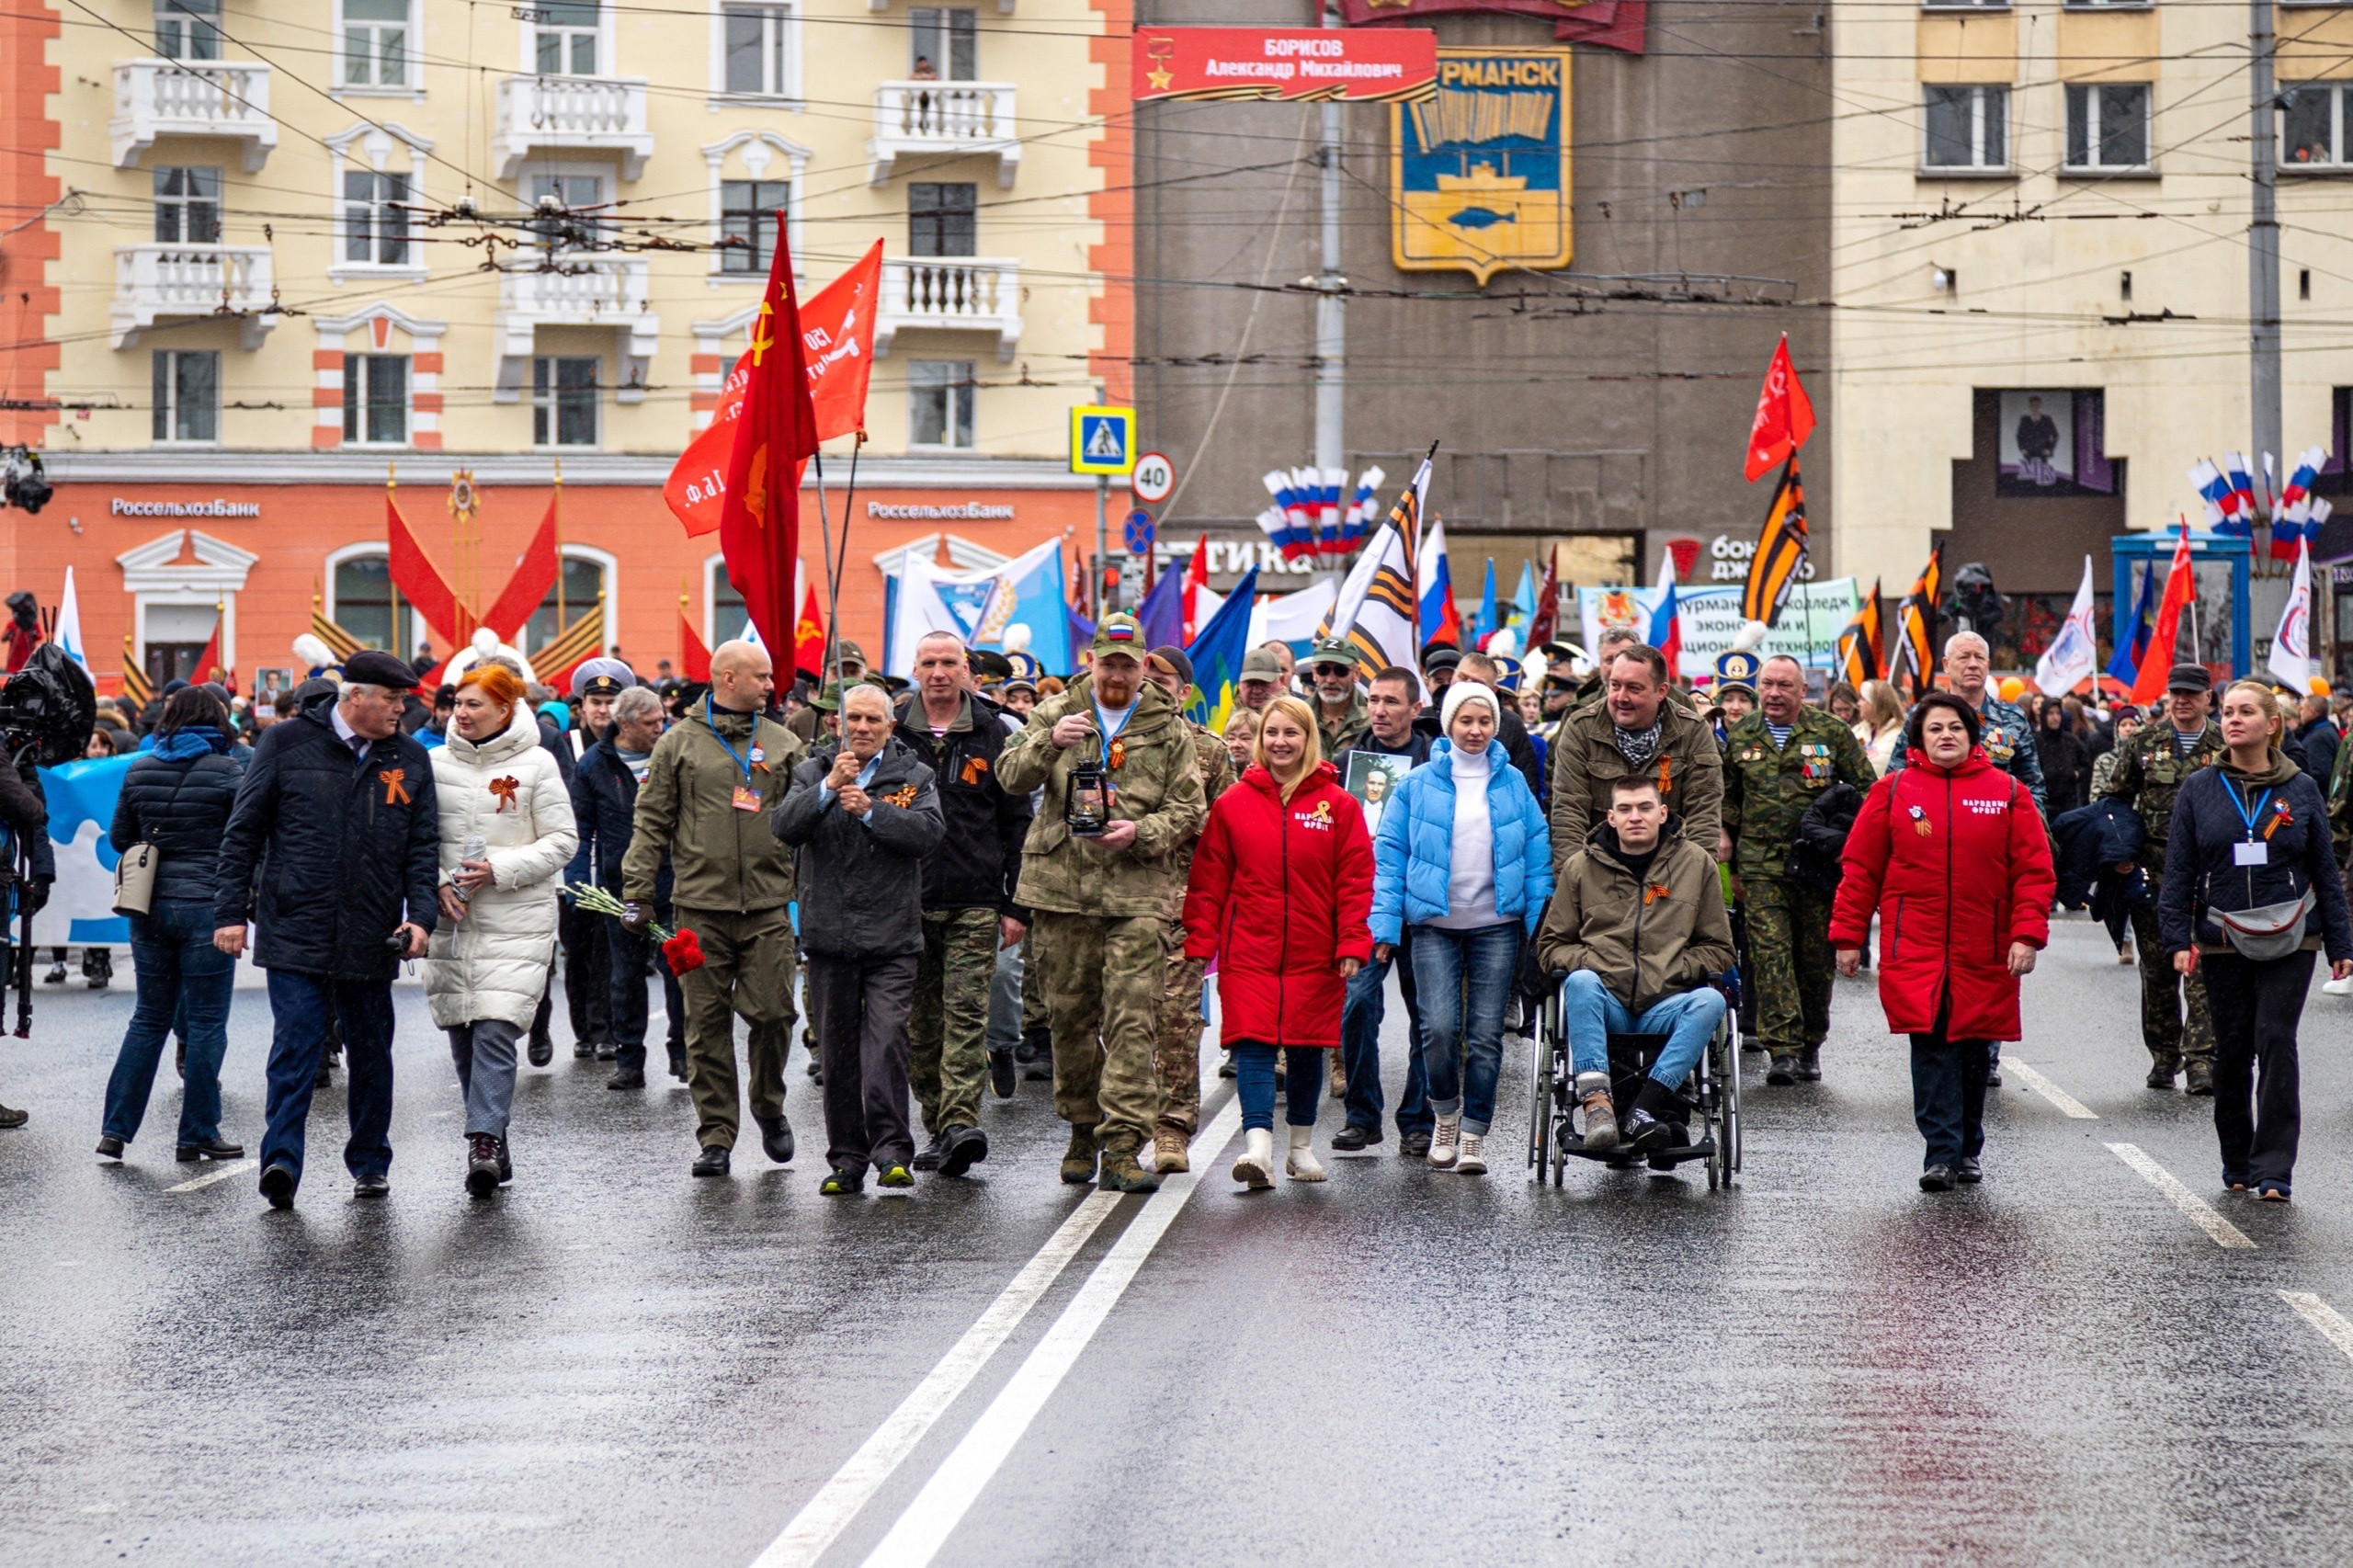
[1238,647,1284,684]
[1302,637,1357,671]
[1147,645,1194,687]
[1091,613,1145,658]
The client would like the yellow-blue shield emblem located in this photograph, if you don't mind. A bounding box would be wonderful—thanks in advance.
[1391,47,1572,286]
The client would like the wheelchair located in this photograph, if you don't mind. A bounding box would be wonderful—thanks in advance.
[1526,968,1741,1190]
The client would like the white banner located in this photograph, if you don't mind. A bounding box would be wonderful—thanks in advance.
[1579,577,1862,677]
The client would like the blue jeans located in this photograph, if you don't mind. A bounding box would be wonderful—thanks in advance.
[260,970,397,1186]
[1559,971,1725,1092]
[1340,929,1431,1137]
[102,898,234,1146]
[1409,922,1519,1135]
[1233,1042,1323,1132]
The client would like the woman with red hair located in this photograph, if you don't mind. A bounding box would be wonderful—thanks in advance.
[426,663,578,1198]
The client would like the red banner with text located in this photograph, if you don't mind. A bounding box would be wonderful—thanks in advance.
[1131,27,1438,103]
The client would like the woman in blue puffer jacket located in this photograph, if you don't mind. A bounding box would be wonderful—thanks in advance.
[1370,678,1552,1175]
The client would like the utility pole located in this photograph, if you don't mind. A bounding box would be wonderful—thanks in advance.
[2251,0,2282,482]
[1313,0,1346,486]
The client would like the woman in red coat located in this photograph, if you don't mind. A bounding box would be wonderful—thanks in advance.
[1830,692,2055,1192]
[1183,695,1374,1190]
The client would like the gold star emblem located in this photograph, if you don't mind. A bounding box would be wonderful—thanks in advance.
[1147,64,1172,90]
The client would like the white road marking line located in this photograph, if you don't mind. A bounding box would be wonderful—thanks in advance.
[747,1189,1125,1568]
[856,1095,1246,1568]
[2280,1291,2353,1366]
[2106,1142,2255,1249]
[2004,1059,2098,1119]
[163,1158,257,1194]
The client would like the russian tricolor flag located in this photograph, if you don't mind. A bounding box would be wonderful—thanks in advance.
[1648,556,1681,674]
[2190,459,2251,537]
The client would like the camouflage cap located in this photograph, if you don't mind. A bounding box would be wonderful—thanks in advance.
[1091,613,1146,658]
[1238,646,1285,684]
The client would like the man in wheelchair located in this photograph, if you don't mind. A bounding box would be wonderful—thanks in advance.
[1536,775,1734,1154]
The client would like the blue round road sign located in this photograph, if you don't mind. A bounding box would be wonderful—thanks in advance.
[1123,509,1154,555]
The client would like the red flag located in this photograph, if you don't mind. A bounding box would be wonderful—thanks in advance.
[1526,558,1562,648]
[2130,522,2199,705]
[682,612,712,682]
[193,611,223,687]
[388,493,462,646]
[794,566,826,680]
[480,498,561,642]
[667,241,881,539]
[1744,335,1816,483]
[719,220,821,656]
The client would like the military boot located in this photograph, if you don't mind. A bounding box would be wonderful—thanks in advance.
[1766,1053,1799,1086]
[2184,1059,2216,1096]
[1154,1127,1189,1174]
[1059,1124,1099,1185]
[2146,1058,2179,1090]
[1098,1143,1161,1194]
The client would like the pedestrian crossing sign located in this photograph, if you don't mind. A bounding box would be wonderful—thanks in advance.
[1070,405,1136,475]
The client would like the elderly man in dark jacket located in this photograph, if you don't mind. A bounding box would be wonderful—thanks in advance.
[213,652,440,1208]
[774,684,944,1194]
[573,682,685,1089]
[893,632,1031,1178]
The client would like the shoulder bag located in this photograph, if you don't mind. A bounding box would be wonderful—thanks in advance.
[112,842,159,916]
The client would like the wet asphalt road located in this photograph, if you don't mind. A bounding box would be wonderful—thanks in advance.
[5,917,2353,1565]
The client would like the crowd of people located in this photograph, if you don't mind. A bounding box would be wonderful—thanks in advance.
[6,607,2351,1208]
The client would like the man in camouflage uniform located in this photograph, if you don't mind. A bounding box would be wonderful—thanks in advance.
[1549,642,1722,879]
[1884,630,2046,812]
[1721,654,1877,1085]
[996,613,1210,1193]
[1303,637,1370,758]
[1139,645,1237,1173]
[2102,663,2222,1092]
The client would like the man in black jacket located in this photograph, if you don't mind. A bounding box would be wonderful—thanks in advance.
[894,632,1030,1177]
[213,653,439,1208]
[0,746,50,1129]
[1336,666,1437,1154]
[574,683,686,1089]
[773,684,945,1193]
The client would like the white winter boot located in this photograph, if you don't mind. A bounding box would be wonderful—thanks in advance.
[1285,1125,1326,1182]
[1232,1127,1275,1189]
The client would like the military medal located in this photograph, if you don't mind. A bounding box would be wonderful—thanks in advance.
[1909,804,1931,837]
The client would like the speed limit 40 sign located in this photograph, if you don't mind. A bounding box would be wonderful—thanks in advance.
[1131,451,1176,505]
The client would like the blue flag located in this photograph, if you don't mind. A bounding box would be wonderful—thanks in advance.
[1134,560,1184,652]
[1507,560,1537,632]
[2106,562,2155,686]
[1471,558,1498,643]
[1184,566,1260,731]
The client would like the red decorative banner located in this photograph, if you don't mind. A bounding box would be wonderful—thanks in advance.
[1337,0,1648,59]
[1131,27,1438,104]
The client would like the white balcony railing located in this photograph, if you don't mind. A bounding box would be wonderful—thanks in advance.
[493,257,661,403]
[111,60,278,173]
[493,75,654,181]
[877,256,1022,361]
[869,82,1020,187]
[112,244,276,349]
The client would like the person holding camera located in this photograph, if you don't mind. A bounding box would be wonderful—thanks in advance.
[214,651,441,1209]
[426,665,579,1199]
[97,685,245,1164]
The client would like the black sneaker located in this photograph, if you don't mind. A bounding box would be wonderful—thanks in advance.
[573,1040,597,1060]
[352,1172,389,1199]
[913,1131,948,1172]
[988,1050,1017,1099]
[465,1134,501,1199]
[821,1166,866,1196]
[42,960,65,984]
[528,1033,554,1068]
[1217,1050,1238,1080]
[1331,1123,1377,1152]
[1622,1110,1673,1157]
[259,1163,298,1209]
[938,1124,988,1179]
[692,1145,731,1178]
[1955,1155,1983,1185]
[1919,1165,1956,1192]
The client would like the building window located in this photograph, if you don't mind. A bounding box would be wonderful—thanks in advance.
[720,179,791,272]
[155,0,222,59]
[152,350,220,443]
[1924,85,2008,170]
[533,356,600,447]
[343,0,411,87]
[710,565,751,643]
[343,170,410,264]
[722,4,793,96]
[1920,0,2005,8]
[2285,83,2351,167]
[535,0,600,74]
[2064,83,2151,172]
[908,360,975,449]
[332,555,422,660]
[523,556,608,652]
[343,354,409,445]
[153,167,222,244]
[909,182,976,257]
[908,7,976,79]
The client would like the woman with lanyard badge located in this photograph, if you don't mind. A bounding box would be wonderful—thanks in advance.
[2159,679,2353,1201]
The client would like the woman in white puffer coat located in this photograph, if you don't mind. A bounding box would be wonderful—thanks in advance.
[427,664,578,1199]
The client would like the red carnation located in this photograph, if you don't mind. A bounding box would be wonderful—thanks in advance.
[662,926,707,975]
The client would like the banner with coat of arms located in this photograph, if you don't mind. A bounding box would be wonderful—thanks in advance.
[1390,48,1572,286]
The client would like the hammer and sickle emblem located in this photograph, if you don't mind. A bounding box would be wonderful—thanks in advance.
[749,299,775,366]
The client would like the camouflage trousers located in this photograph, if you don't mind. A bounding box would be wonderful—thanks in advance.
[2128,899,2213,1066]
[1745,875,1834,1054]
[1033,910,1163,1153]
[1155,919,1208,1138]
[909,907,1000,1136]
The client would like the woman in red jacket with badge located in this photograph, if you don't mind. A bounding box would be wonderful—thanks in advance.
[1183,696,1375,1191]
[1830,692,2056,1192]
